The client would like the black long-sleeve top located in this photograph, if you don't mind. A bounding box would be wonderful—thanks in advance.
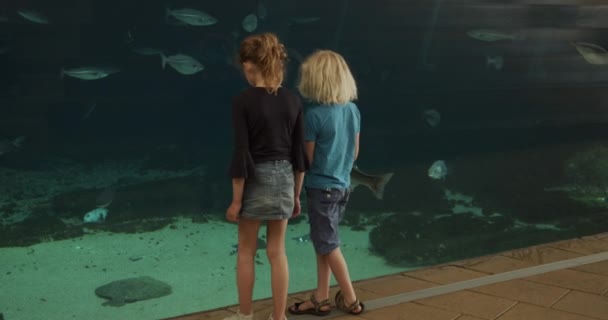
[229,87,309,178]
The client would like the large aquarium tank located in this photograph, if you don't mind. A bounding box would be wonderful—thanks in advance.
[1,0,608,319]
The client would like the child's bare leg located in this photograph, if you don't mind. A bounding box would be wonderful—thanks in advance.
[327,247,362,312]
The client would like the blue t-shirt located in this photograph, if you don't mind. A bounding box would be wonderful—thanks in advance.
[304,102,361,189]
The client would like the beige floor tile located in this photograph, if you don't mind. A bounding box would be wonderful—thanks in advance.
[496,302,597,320]
[472,279,569,307]
[573,260,608,276]
[502,246,582,265]
[586,232,608,241]
[454,255,534,274]
[416,290,515,319]
[165,309,235,320]
[548,238,608,255]
[354,274,436,296]
[524,269,608,295]
[404,266,488,285]
[454,316,486,320]
[552,290,608,320]
[358,302,460,320]
[329,315,363,320]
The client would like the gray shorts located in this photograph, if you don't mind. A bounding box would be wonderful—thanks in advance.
[241,160,294,220]
[305,187,350,255]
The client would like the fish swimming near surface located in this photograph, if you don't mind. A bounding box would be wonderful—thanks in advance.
[242,13,258,32]
[571,42,608,65]
[83,208,108,223]
[61,66,120,80]
[165,8,218,26]
[486,55,504,70]
[17,10,49,24]
[0,136,25,156]
[161,54,204,75]
[428,160,448,180]
[350,166,394,200]
[467,29,524,42]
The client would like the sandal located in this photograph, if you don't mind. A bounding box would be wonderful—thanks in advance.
[288,293,331,316]
[335,290,365,315]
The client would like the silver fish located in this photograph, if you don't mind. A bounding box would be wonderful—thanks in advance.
[350,166,394,200]
[242,13,258,33]
[428,160,447,180]
[161,54,204,75]
[61,67,120,80]
[467,29,524,42]
[166,8,218,26]
[571,42,608,65]
[17,10,49,24]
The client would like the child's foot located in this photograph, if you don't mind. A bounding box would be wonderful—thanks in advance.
[288,294,331,316]
[335,290,365,315]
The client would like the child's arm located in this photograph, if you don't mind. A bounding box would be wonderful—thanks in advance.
[305,141,315,165]
[231,178,245,205]
[354,133,360,160]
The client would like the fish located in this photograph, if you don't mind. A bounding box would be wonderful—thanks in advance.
[0,136,25,156]
[349,166,394,200]
[165,8,218,26]
[467,29,524,42]
[17,10,49,24]
[242,13,258,32]
[161,54,204,75]
[428,160,448,180]
[83,208,108,223]
[486,55,504,70]
[571,42,608,65]
[61,66,120,80]
[423,109,441,127]
[131,47,164,56]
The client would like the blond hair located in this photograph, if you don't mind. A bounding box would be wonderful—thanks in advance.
[297,50,357,105]
[239,33,287,95]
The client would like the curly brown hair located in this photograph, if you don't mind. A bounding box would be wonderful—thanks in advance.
[239,32,287,94]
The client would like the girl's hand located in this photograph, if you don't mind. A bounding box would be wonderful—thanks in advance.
[226,202,241,222]
[291,197,301,218]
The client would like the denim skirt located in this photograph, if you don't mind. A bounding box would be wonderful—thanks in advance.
[241,160,294,220]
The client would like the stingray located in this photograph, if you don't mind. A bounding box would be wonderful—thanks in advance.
[95,276,172,307]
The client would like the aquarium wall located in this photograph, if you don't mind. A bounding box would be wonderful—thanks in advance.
[1,0,608,319]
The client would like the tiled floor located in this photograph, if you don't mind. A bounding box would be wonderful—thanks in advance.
[167,233,608,320]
